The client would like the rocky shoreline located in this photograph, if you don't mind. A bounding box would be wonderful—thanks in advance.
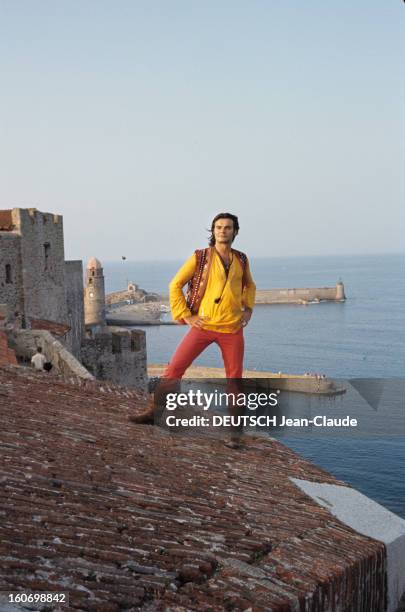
[106,301,174,326]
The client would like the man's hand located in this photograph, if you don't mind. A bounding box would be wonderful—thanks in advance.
[184,315,207,329]
[241,308,252,327]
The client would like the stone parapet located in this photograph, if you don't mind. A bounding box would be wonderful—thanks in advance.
[10,329,93,380]
[256,283,346,304]
[81,328,147,390]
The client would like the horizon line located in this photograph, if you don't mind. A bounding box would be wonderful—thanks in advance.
[70,251,405,264]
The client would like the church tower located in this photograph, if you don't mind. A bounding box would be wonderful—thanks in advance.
[84,257,106,328]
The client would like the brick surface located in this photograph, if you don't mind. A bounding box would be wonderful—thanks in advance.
[0,365,386,611]
[0,209,13,230]
[30,318,71,337]
[0,330,17,366]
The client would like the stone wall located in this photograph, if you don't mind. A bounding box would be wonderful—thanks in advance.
[0,230,24,320]
[10,329,93,381]
[256,284,345,304]
[11,208,68,324]
[81,328,147,390]
[0,304,17,366]
[65,260,85,358]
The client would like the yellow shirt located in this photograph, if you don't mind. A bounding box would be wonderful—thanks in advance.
[169,249,256,333]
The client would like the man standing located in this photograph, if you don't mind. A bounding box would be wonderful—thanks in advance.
[131,213,256,424]
[31,346,47,371]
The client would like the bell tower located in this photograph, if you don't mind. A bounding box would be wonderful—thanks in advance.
[84,257,106,327]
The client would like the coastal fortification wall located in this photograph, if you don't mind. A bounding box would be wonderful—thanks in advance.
[293,478,405,612]
[256,282,345,304]
[65,260,85,358]
[9,208,68,325]
[1,209,149,392]
[11,329,93,381]
[0,304,17,366]
[81,328,147,390]
[0,230,24,319]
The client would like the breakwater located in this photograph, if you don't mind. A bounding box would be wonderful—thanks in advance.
[148,364,345,395]
[106,281,345,309]
[256,281,345,304]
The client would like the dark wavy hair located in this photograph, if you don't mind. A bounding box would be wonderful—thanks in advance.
[208,213,240,247]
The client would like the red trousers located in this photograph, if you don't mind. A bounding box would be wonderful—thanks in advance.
[163,327,244,379]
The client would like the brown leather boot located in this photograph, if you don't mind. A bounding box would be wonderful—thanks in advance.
[224,431,245,449]
[128,396,155,424]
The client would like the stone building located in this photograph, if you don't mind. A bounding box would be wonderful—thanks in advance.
[0,207,82,357]
[0,207,147,390]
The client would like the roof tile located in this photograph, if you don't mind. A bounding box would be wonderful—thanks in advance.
[0,365,386,611]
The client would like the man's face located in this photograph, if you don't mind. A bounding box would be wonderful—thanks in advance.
[213,218,235,245]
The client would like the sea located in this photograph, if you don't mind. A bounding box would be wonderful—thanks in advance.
[103,253,405,518]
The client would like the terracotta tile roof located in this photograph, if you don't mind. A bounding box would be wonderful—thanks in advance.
[30,318,71,337]
[0,365,386,611]
[0,209,14,231]
[0,330,17,366]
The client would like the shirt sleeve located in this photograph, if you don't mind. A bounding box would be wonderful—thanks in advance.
[242,259,256,310]
[169,254,197,321]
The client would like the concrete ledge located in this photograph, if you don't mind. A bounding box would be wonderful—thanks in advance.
[291,478,405,612]
[148,364,345,395]
[106,317,175,326]
[256,284,345,304]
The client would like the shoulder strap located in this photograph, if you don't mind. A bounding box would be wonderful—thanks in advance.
[232,249,248,289]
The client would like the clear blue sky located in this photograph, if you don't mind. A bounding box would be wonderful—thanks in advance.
[1,1,404,261]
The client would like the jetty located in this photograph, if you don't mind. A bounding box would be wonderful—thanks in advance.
[148,364,346,395]
[255,281,345,305]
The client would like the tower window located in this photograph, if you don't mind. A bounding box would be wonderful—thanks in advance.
[112,335,122,354]
[89,277,93,285]
[130,334,141,351]
[44,242,51,270]
[5,264,12,284]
